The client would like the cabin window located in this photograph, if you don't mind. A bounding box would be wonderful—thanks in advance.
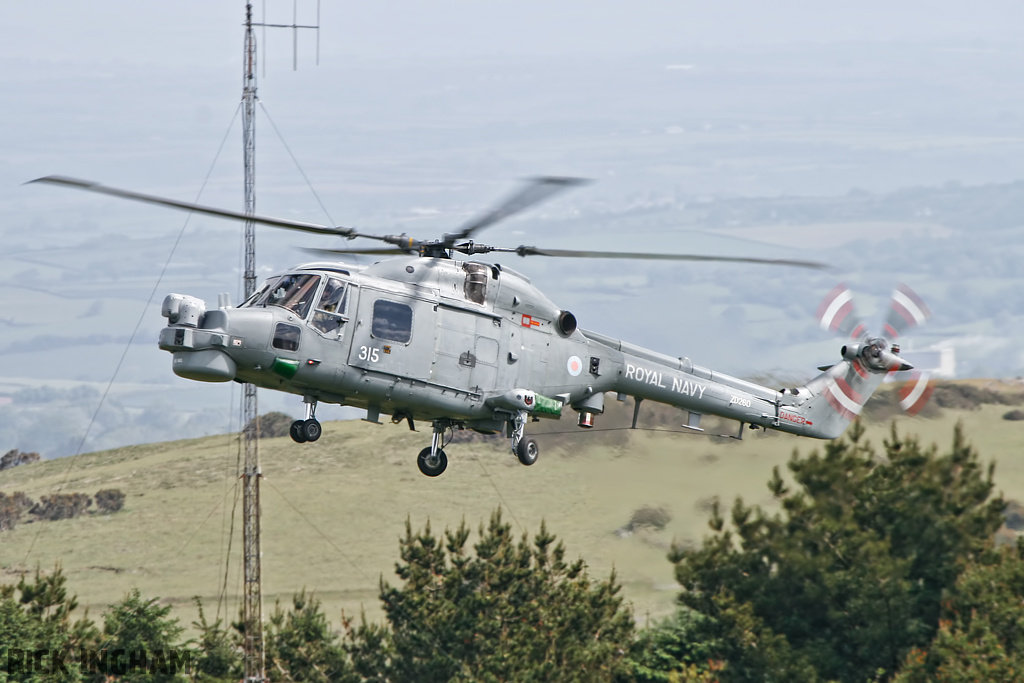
[272,323,301,351]
[265,274,321,318]
[311,278,348,337]
[463,263,488,305]
[371,299,413,344]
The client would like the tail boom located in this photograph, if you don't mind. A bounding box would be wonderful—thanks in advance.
[583,330,893,441]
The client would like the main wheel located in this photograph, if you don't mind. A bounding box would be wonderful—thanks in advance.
[417,447,448,477]
[289,420,308,443]
[302,419,322,442]
[516,437,539,466]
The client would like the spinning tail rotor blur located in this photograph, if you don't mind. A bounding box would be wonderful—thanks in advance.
[816,283,934,416]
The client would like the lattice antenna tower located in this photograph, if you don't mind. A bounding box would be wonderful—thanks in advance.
[240,3,319,682]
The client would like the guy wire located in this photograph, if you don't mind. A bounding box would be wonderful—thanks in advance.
[21,102,243,566]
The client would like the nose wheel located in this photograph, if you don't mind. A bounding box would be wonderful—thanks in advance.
[289,396,322,443]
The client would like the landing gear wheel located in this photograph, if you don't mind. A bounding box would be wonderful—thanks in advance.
[516,437,539,466]
[302,419,322,442]
[289,420,308,443]
[417,447,448,477]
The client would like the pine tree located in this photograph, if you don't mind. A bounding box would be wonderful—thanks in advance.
[100,589,186,682]
[347,508,635,682]
[661,422,1004,683]
[264,589,355,682]
[1,564,97,682]
[894,540,1024,682]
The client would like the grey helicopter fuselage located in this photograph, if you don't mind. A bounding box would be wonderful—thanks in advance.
[158,254,905,451]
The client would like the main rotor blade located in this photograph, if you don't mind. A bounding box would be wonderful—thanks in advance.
[510,246,829,270]
[301,247,416,257]
[446,176,590,244]
[28,175,355,238]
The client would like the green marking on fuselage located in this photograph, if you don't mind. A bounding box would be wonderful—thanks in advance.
[272,357,300,379]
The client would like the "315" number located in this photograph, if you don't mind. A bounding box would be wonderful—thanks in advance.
[358,345,380,362]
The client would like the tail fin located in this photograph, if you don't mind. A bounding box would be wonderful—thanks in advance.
[794,357,887,439]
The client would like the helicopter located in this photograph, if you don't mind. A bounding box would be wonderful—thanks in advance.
[30,175,928,477]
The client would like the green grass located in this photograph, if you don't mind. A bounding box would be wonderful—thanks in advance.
[2,395,1023,634]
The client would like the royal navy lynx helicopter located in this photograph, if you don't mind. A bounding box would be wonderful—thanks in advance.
[32,175,928,477]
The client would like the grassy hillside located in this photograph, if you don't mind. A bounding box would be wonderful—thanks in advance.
[2,384,1024,632]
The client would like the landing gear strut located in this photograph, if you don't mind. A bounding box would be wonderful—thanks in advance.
[289,396,321,443]
[509,410,539,466]
[417,421,448,477]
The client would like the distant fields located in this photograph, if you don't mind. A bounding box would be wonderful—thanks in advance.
[2,395,1024,632]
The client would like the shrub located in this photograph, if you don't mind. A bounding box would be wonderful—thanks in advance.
[30,493,92,521]
[0,449,41,470]
[0,491,34,531]
[247,411,295,439]
[628,505,673,531]
[931,383,1023,410]
[1005,500,1024,531]
[94,488,126,514]
[1003,409,1024,421]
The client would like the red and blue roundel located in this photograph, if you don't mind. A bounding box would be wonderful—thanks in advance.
[567,356,583,377]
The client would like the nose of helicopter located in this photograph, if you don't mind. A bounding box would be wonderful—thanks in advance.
[159,293,272,383]
[171,348,237,382]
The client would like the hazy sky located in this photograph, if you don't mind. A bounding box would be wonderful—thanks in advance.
[3,1,1023,68]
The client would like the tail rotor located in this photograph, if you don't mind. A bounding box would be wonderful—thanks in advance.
[815,283,934,418]
[884,283,932,340]
[816,283,868,340]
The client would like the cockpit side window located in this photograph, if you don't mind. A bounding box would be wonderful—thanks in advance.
[319,278,347,314]
[265,274,321,318]
[311,278,348,337]
[272,323,301,351]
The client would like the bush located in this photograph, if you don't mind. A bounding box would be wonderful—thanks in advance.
[628,505,673,531]
[931,383,1023,410]
[1005,500,1024,531]
[247,411,295,439]
[1003,409,1024,421]
[0,491,34,531]
[0,449,41,470]
[94,488,126,514]
[30,493,92,521]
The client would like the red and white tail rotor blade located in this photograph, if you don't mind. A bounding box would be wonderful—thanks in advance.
[883,283,931,339]
[816,283,867,340]
[898,371,935,416]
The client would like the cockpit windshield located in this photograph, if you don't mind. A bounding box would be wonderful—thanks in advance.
[240,277,279,308]
[263,274,321,318]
